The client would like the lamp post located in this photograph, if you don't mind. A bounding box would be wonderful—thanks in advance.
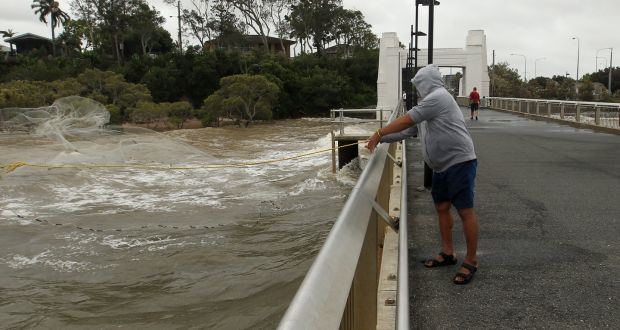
[510,53,527,82]
[534,57,546,78]
[572,37,580,81]
[598,47,614,93]
[416,0,440,189]
[169,0,182,52]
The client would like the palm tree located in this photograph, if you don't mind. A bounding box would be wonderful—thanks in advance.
[31,0,71,55]
[0,29,17,52]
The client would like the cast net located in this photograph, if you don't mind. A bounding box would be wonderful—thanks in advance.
[0,96,213,169]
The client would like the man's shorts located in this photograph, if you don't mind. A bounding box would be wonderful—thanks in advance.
[431,159,477,209]
[470,103,479,111]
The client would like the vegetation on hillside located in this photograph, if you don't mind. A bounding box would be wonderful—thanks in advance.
[1,0,618,130]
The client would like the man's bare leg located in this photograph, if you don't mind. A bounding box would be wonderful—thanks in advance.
[454,207,479,281]
[424,201,455,266]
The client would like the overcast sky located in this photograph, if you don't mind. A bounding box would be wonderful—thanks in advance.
[1,0,618,79]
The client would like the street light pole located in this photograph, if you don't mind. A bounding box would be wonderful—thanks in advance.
[572,37,580,81]
[170,1,183,52]
[598,47,614,93]
[534,57,546,78]
[510,53,527,82]
[609,48,613,93]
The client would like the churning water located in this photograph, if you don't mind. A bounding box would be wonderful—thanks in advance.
[0,99,370,329]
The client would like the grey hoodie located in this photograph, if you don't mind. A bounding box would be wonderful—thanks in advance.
[385,64,476,173]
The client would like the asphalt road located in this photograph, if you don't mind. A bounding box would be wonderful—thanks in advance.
[406,108,620,329]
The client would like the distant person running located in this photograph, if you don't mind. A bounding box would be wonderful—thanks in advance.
[469,87,480,120]
[366,64,480,285]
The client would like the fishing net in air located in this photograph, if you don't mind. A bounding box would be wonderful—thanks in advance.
[0,96,213,170]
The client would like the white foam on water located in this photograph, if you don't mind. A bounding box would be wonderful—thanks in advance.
[0,201,37,224]
[146,241,196,251]
[3,250,105,272]
[336,158,362,186]
[39,169,226,214]
[289,178,326,196]
[100,235,176,250]
[300,117,331,123]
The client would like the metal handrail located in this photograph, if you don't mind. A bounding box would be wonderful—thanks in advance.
[472,96,620,130]
[330,108,390,135]
[397,139,409,330]
[278,105,402,330]
[486,97,620,107]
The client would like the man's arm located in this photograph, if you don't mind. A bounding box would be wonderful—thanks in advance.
[366,115,415,152]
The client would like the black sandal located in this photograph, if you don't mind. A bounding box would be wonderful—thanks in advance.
[423,252,457,268]
[453,262,478,285]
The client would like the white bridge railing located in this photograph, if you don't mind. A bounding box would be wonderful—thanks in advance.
[457,97,620,130]
[278,102,409,330]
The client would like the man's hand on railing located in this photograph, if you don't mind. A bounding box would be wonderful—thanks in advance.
[366,130,381,152]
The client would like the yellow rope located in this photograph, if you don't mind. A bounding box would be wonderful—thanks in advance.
[0,141,367,174]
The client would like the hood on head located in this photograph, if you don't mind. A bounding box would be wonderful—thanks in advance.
[412,64,444,99]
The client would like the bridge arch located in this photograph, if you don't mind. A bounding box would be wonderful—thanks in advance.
[377,30,490,111]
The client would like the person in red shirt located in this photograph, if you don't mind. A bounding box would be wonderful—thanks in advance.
[469,87,480,120]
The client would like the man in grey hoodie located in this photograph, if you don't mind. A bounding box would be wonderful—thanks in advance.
[367,64,479,285]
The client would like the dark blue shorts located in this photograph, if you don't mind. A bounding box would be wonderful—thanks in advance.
[431,159,477,210]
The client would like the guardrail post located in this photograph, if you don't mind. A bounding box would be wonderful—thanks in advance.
[561,103,565,119]
[547,103,551,117]
[331,131,337,174]
[575,104,581,123]
[526,101,530,114]
[595,106,600,126]
[536,102,540,115]
[339,109,345,135]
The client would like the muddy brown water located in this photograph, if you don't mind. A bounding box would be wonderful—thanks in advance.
[0,119,370,329]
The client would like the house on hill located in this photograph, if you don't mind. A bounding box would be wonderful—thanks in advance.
[204,35,296,57]
[323,44,354,59]
[3,33,53,54]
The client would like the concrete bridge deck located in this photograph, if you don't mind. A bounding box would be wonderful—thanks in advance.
[406,108,620,328]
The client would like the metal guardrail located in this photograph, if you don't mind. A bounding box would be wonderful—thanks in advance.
[397,140,409,330]
[458,96,620,130]
[279,103,408,330]
[330,108,390,135]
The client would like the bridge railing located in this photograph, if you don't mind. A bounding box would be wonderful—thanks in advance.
[457,96,620,130]
[278,102,408,330]
[330,108,389,135]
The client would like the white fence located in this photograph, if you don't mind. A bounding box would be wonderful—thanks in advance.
[457,97,620,130]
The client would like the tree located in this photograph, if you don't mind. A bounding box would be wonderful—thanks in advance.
[288,0,343,55]
[69,0,97,50]
[76,68,152,120]
[56,19,88,55]
[210,0,246,47]
[203,74,279,126]
[266,0,294,53]
[31,0,71,55]
[125,3,173,56]
[577,80,594,101]
[89,0,140,65]
[489,62,525,97]
[0,29,17,52]
[582,66,620,94]
[224,0,272,51]
[181,0,213,48]
[551,75,577,100]
[166,101,194,128]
